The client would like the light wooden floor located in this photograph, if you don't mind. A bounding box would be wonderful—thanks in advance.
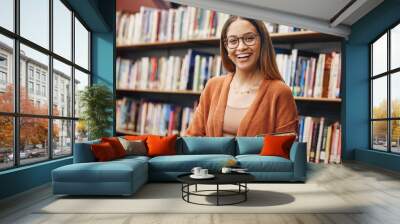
[1,162,400,224]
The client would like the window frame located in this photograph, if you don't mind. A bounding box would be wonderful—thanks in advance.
[0,0,92,171]
[369,19,400,154]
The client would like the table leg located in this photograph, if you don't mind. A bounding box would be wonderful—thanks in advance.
[217,184,219,206]
[245,183,247,201]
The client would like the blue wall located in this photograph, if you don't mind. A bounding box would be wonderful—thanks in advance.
[0,0,115,200]
[345,0,400,171]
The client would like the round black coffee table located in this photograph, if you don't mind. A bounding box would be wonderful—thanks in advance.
[177,173,255,206]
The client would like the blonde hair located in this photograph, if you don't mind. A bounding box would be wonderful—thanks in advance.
[220,16,283,81]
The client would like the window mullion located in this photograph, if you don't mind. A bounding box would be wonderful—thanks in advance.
[71,11,76,155]
[48,0,54,160]
[13,0,20,167]
[388,29,391,152]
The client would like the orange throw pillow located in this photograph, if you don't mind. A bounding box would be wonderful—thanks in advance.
[101,137,127,158]
[259,134,296,159]
[146,135,178,157]
[91,142,117,161]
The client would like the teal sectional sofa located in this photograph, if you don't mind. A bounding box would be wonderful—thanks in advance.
[52,137,306,196]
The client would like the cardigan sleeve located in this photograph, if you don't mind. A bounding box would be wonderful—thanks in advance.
[183,80,212,136]
[274,85,299,134]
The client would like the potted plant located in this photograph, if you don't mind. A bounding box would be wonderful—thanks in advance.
[79,84,113,140]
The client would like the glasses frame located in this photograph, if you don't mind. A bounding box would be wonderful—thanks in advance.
[224,33,259,50]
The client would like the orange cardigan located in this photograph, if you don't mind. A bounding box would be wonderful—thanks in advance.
[185,73,299,136]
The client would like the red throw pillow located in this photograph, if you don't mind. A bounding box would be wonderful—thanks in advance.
[146,135,178,157]
[101,137,127,158]
[259,134,296,159]
[91,142,117,162]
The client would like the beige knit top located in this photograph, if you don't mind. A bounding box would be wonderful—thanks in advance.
[222,84,258,136]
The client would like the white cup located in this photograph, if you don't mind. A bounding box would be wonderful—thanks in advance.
[191,167,202,176]
[221,167,232,174]
[200,169,208,176]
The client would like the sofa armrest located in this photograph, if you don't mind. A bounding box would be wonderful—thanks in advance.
[289,142,307,182]
[73,140,100,163]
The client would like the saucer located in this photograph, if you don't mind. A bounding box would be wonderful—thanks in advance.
[190,174,215,179]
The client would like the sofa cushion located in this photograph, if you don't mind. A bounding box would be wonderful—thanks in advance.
[101,137,127,158]
[180,137,235,155]
[147,135,178,157]
[91,142,118,161]
[148,154,235,172]
[118,137,147,156]
[52,158,147,183]
[236,137,264,155]
[236,155,293,172]
[260,134,296,159]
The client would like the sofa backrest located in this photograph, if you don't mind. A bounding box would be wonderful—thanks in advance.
[235,137,264,155]
[178,137,236,155]
[73,139,101,163]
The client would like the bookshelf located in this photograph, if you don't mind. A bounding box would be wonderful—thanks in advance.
[116,89,342,102]
[115,1,344,164]
[117,31,342,52]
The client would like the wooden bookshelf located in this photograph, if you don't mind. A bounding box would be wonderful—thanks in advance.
[116,4,344,164]
[116,88,341,103]
[117,31,342,53]
[117,88,202,95]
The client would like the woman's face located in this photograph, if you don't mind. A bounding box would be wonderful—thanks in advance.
[225,19,261,73]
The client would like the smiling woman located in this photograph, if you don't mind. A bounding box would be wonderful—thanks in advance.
[185,16,298,137]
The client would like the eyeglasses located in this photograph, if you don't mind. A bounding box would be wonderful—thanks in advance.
[224,33,259,49]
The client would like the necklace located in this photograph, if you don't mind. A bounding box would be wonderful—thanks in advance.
[230,72,263,95]
[230,83,260,95]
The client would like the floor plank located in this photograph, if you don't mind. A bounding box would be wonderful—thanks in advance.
[1,161,400,224]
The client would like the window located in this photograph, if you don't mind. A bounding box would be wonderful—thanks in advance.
[75,17,89,70]
[370,23,400,154]
[0,53,8,90]
[28,81,34,94]
[0,0,14,32]
[36,83,40,95]
[35,70,40,81]
[20,0,49,49]
[0,0,91,170]
[0,71,6,84]
[0,54,7,67]
[42,85,46,97]
[28,67,34,80]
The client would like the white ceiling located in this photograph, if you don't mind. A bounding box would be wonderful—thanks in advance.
[168,0,384,38]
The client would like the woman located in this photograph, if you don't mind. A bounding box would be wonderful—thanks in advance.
[185,16,298,136]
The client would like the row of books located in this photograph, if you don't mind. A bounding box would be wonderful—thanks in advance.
[276,50,341,98]
[116,98,196,136]
[116,49,223,91]
[116,6,229,45]
[298,116,342,164]
[116,6,305,45]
